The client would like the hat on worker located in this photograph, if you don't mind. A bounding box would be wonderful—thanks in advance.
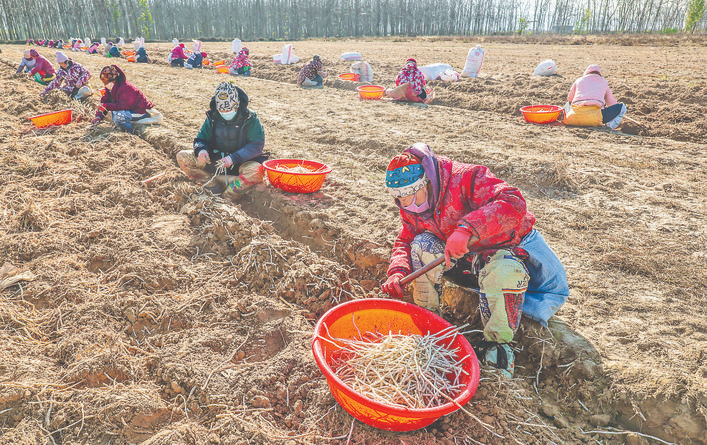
[214,82,239,112]
[24,49,31,58]
[29,49,39,58]
[406,58,417,65]
[584,65,601,76]
[56,51,68,63]
[386,152,428,198]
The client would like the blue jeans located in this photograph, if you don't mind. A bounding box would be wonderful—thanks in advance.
[410,229,569,327]
[517,229,570,326]
[111,110,149,133]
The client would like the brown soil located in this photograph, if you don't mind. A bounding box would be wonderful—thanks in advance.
[0,35,705,445]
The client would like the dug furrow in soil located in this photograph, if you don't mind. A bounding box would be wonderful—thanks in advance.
[1,36,706,444]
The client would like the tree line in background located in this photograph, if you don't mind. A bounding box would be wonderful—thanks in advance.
[0,0,705,42]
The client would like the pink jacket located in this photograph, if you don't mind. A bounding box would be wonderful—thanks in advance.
[387,143,535,277]
[567,74,617,108]
[30,55,56,77]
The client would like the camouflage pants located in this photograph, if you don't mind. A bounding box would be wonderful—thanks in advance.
[410,232,529,343]
[176,149,265,198]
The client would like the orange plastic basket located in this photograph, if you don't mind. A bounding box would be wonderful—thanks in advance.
[338,73,360,81]
[122,50,136,56]
[216,66,229,74]
[520,105,562,124]
[263,159,332,193]
[28,109,73,128]
[312,299,480,432]
[126,55,136,62]
[357,85,385,100]
[213,60,226,66]
[203,59,210,66]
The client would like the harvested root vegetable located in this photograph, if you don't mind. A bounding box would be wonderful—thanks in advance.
[276,164,328,173]
[326,324,470,409]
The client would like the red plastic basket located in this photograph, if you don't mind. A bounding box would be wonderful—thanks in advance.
[520,105,562,124]
[312,299,480,432]
[28,109,73,128]
[338,73,360,81]
[263,159,332,193]
[357,85,385,100]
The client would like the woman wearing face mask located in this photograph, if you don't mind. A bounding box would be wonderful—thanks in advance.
[91,65,159,133]
[381,143,569,379]
[176,82,267,199]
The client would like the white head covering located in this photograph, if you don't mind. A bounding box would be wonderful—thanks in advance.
[56,51,68,63]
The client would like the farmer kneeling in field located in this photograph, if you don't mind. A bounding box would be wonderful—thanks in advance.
[381,143,569,378]
[15,49,36,74]
[297,55,327,87]
[91,65,162,133]
[563,65,626,130]
[40,52,92,100]
[176,82,267,199]
[387,58,427,102]
[28,49,56,85]
[136,46,150,63]
[229,47,252,76]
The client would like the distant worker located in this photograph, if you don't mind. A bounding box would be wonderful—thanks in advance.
[136,45,150,63]
[297,55,327,87]
[563,65,626,130]
[170,43,188,67]
[228,47,251,76]
[28,49,56,85]
[15,49,36,74]
[395,58,427,100]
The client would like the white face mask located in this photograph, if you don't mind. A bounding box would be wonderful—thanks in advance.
[219,109,236,121]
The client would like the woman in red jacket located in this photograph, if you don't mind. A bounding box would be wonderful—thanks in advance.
[91,65,161,133]
[381,143,569,378]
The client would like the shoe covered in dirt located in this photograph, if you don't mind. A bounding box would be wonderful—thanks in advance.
[480,343,515,379]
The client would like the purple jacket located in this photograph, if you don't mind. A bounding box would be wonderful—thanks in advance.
[30,55,56,77]
[100,65,154,114]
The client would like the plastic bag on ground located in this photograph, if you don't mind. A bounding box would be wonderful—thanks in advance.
[419,63,453,81]
[340,52,363,61]
[461,45,485,78]
[231,38,242,54]
[385,83,434,104]
[533,59,557,76]
[273,44,299,64]
[439,68,461,82]
[350,61,373,82]
[134,109,164,125]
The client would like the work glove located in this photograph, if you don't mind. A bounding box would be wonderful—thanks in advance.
[96,104,107,113]
[381,273,406,299]
[90,116,102,126]
[196,151,210,164]
[445,229,472,268]
[75,81,82,88]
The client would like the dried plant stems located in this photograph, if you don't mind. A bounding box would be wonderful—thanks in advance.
[328,324,469,410]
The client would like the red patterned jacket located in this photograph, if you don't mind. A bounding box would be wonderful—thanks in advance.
[387,143,535,276]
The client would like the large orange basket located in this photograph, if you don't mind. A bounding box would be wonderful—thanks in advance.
[212,60,226,66]
[216,66,229,74]
[122,50,136,56]
[263,159,332,193]
[357,85,385,100]
[28,109,73,128]
[520,105,562,124]
[312,299,480,432]
[338,73,360,81]
[126,55,136,62]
